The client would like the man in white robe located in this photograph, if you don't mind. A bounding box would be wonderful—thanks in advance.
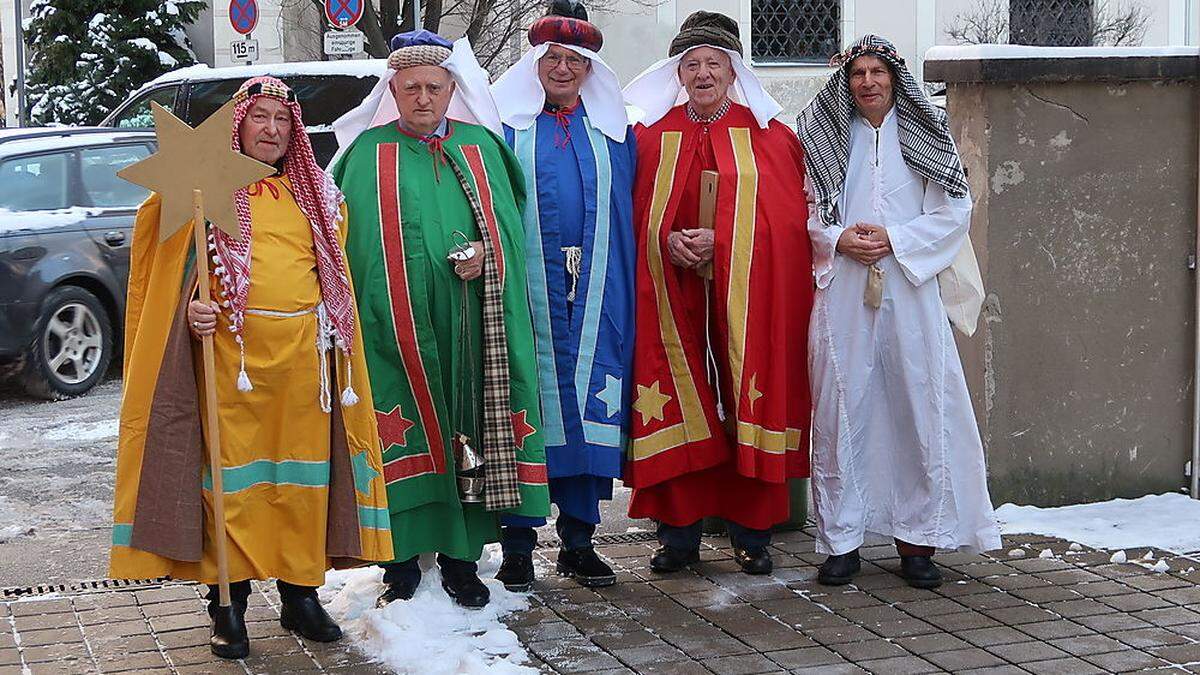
[798,35,1000,589]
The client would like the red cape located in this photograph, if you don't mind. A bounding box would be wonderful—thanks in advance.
[626,103,813,498]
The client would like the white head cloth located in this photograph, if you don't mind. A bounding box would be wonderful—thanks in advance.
[332,37,503,164]
[491,42,628,142]
[621,44,782,129]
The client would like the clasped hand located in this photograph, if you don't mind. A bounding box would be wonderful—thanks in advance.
[667,229,714,269]
[837,223,891,266]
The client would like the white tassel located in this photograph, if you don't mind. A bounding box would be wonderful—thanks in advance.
[562,246,583,303]
[236,342,252,392]
[340,352,359,406]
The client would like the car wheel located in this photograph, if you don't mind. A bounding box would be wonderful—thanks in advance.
[23,286,114,399]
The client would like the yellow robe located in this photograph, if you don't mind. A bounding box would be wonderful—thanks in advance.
[110,177,391,587]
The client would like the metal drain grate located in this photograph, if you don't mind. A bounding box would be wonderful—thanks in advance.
[1,577,172,599]
[536,530,658,549]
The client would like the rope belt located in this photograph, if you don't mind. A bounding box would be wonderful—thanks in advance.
[243,303,353,413]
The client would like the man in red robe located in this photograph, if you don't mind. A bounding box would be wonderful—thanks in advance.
[621,11,813,575]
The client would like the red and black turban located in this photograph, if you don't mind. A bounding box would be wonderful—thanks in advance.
[528,0,603,52]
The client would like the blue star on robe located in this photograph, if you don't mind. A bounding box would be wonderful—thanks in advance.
[502,102,636,525]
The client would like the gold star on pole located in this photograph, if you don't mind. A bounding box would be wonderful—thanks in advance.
[633,381,672,426]
[117,100,275,242]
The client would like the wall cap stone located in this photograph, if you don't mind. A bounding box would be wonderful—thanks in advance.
[923,45,1200,83]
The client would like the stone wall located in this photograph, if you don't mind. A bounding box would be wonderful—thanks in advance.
[926,48,1200,505]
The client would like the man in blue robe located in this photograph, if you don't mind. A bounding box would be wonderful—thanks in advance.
[490,0,635,590]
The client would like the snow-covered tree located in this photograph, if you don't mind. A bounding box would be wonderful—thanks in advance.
[22,0,204,125]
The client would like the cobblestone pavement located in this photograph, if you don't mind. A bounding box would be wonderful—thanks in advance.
[3,530,1200,674]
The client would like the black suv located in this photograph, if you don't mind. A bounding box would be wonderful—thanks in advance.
[102,60,385,167]
[0,127,155,398]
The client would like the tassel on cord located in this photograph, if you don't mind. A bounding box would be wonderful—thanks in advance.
[316,304,333,413]
[236,336,253,392]
[340,351,359,406]
[562,246,583,303]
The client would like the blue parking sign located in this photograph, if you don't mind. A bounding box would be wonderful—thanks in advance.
[229,0,258,35]
[324,0,364,29]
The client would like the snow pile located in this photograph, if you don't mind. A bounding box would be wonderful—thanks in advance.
[996,493,1200,554]
[0,525,36,543]
[0,207,103,234]
[320,546,536,675]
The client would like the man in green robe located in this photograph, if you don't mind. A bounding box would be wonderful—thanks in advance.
[331,30,550,609]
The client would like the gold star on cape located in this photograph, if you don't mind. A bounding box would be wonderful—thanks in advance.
[117,100,275,242]
[747,373,764,413]
[634,381,672,426]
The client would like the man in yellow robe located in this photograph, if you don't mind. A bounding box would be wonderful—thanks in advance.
[109,77,391,660]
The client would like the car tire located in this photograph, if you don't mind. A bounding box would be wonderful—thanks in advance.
[22,286,114,400]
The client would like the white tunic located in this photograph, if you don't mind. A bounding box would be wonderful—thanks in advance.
[807,108,1001,555]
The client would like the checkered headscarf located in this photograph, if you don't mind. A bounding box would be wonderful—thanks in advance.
[214,76,358,402]
[798,35,969,229]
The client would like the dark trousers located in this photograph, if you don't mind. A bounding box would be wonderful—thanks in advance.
[380,554,478,586]
[895,539,936,557]
[657,520,771,552]
[501,513,596,555]
[204,580,315,613]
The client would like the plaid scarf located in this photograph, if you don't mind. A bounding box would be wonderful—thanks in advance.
[214,77,359,404]
[798,35,969,230]
[445,156,522,512]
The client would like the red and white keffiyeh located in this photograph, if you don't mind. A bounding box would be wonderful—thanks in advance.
[212,75,359,405]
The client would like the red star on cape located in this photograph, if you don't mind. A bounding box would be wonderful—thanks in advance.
[376,406,415,451]
[511,409,536,450]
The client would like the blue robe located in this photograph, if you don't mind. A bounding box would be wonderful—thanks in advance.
[502,103,636,526]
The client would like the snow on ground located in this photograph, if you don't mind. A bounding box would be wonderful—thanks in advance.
[319,545,536,675]
[995,493,1200,554]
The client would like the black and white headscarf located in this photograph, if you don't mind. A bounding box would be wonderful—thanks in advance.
[798,35,969,229]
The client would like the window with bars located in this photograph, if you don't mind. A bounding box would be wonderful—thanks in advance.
[1010,0,1094,46]
[751,0,841,64]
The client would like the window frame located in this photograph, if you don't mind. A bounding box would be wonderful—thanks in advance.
[76,142,155,211]
[749,0,844,68]
[105,85,182,129]
[0,149,80,213]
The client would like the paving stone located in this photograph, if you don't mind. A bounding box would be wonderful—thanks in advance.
[1042,598,1116,618]
[0,649,19,667]
[1149,643,1200,663]
[1072,611,1155,633]
[787,665,869,675]
[1047,634,1129,656]
[985,640,1071,663]
[923,611,1002,632]
[149,611,208,633]
[1123,574,1194,593]
[1014,619,1093,641]
[94,649,169,672]
[1115,626,1193,649]
[528,638,623,673]
[1081,648,1170,672]
[18,642,91,664]
[17,625,84,647]
[609,641,686,667]
[23,660,94,675]
[957,625,1037,648]
[1098,591,1175,612]
[1020,657,1108,675]
[134,586,200,604]
[673,587,741,609]
[761,645,843,669]
[956,591,1030,611]
[1005,558,1074,574]
[959,562,1018,579]
[981,604,1062,625]
[957,666,1036,675]
[866,617,940,639]
[1133,605,1200,627]
[827,637,909,662]
[1007,585,1083,604]
[924,647,1008,671]
[854,655,942,674]
[590,628,661,651]
[72,594,139,611]
[802,624,878,646]
[13,611,80,632]
[1067,580,1137,598]
[1154,586,1200,606]
[9,600,73,617]
[243,651,318,673]
[892,632,973,655]
[77,605,146,626]
[156,626,210,649]
[1035,569,1108,585]
[705,653,784,675]
[937,580,1002,597]
[174,661,251,674]
[986,574,1053,592]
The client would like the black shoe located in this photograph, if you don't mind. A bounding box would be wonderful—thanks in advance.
[279,593,342,642]
[376,578,419,608]
[900,555,943,589]
[441,565,490,608]
[209,603,249,660]
[649,546,700,573]
[495,553,535,592]
[557,548,616,587]
[817,550,861,586]
[733,546,773,575]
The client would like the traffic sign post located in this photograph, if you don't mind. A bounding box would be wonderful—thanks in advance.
[229,0,258,66]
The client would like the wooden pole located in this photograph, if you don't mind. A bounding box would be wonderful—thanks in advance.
[191,189,232,606]
[698,170,719,280]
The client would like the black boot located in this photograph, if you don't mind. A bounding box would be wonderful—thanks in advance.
[557,548,616,587]
[209,603,249,660]
[649,546,700,573]
[278,583,342,642]
[817,550,861,586]
[440,557,490,608]
[900,556,943,589]
[495,553,535,592]
[733,546,773,575]
[377,558,421,607]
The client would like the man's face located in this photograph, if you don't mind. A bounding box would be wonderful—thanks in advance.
[678,47,735,111]
[238,98,292,165]
[537,44,590,104]
[848,54,895,120]
[390,66,455,132]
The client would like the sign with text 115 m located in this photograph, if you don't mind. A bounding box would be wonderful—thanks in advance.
[324,29,365,56]
[231,39,260,63]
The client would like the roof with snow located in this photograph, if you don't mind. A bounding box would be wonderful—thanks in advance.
[139,59,390,91]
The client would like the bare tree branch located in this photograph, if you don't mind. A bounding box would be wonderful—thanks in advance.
[1092,0,1149,46]
[945,0,1008,45]
[947,0,1149,46]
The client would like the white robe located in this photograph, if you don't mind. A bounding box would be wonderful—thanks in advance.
[807,108,1001,556]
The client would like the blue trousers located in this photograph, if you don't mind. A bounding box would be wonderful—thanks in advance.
[657,520,771,552]
[501,513,596,554]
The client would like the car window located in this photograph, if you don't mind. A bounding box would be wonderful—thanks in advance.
[80,144,152,208]
[0,152,71,211]
[186,75,379,128]
[113,86,179,128]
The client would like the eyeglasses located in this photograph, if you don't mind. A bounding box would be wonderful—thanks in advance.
[540,53,589,71]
